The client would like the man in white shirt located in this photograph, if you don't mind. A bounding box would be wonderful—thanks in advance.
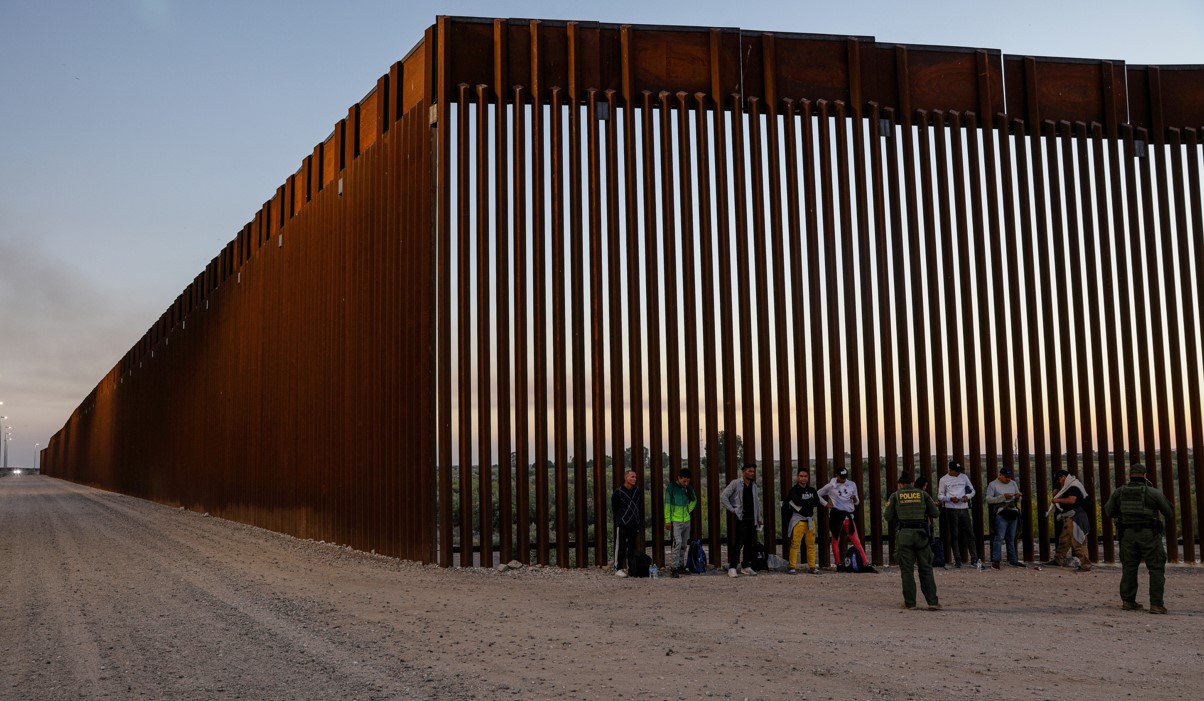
[938,460,979,568]
[818,467,870,570]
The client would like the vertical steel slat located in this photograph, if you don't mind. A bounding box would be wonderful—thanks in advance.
[1129,127,1162,490]
[475,85,493,566]
[694,92,722,552]
[494,56,514,566]
[1119,125,1152,480]
[1063,120,1099,557]
[884,107,914,492]
[550,86,569,568]
[1011,118,1049,563]
[934,111,960,475]
[851,105,883,564]
[949,111,981,559]
[958,111,987,561]
[642,91,664,559]
[677,93,702,526]
[1108,126,1139,471]
[976,78,1008,484]
[1025,118,1056,559]
[835,102,862,518]
[456,84,474,565]
[1050,122,1079,493]
[910,110,935,488]
[943,112,972,558]
[899,109,924,484]
[819,101,843,479]
[748,97,776,546]
[804,101,833,484]
[588,90,608,566]
[761,38,791,526]
[621,28,643,510]
[512,85,532,564]
[714,90,739,556]
[656,90,677,566]
[767,96,793,551]
[567,26,590,570]
[783,100,811,484]
[1086,122,1117,561]
[621,49,650,510]
[622,94,644,504]
[918,110,948,561]
[530,28,551,565]
[732,93,756,468]
[869,104,898,562]
[603,88,623,565]
[803,100,830,564]
[569,85,588,570]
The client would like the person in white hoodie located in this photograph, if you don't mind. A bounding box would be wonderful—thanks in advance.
[938,460,979,568]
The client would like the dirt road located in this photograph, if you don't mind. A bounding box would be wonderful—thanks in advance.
[2,475,1200,700]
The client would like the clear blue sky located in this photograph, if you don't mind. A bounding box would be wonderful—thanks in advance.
[1,0,1200,469]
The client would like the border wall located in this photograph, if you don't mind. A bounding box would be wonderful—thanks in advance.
[43,17,1204,567]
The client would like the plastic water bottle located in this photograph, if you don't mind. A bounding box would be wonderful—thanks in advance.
[650,564,659,579]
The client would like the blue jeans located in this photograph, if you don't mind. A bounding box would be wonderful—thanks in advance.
[991,511,1019,563]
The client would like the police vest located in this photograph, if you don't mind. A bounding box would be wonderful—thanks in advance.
[1118,483,1157,524]
[893,488,929,521]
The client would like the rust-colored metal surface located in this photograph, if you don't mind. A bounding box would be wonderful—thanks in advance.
[42,16,1204,567]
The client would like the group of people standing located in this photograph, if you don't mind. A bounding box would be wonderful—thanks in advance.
[611,458,1177,615]
[886,460,1175,614]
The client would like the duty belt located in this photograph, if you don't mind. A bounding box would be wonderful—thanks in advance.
[1124,521,1160,531]
[897,520,928,529]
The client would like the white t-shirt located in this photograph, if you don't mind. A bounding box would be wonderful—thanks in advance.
[818,478,859,512]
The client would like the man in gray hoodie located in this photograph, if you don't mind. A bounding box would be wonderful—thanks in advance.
[721,464,762,577]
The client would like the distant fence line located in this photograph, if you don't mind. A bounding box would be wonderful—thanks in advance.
[42,17,1204,568]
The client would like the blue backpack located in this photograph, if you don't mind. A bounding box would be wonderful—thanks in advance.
[686,539,707,574]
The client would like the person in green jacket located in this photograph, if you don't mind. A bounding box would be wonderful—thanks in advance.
[1105,463,1175,614]
[884,472,941,611]
[665,468,698,577]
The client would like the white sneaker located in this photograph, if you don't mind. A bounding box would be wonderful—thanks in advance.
[741,567,757,576]
[615,569,627,577]
[728,567,738,578]
[809,568,821,575]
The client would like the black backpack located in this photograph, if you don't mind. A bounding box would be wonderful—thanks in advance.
[686,539,707,574]
[627,552,652,578]
[931,535,946,568]
[751,541,769,571]
[842,545,878,573]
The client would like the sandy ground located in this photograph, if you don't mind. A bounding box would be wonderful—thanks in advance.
[2,475,1201,701]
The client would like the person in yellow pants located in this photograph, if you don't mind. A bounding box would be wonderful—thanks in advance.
[784,467,822,574]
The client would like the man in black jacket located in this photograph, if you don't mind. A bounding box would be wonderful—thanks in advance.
[783,467,822,574]
[611,470,643,577]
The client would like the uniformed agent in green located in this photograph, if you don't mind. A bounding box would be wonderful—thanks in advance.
[1104,463,1174,614]
[884,472,941,611]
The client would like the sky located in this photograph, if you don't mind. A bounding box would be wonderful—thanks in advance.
[1,0,1201,470]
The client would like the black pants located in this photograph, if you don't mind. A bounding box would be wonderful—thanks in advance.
[947,509,976,564]
[615,524,639,570]
[729,519,757,569]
